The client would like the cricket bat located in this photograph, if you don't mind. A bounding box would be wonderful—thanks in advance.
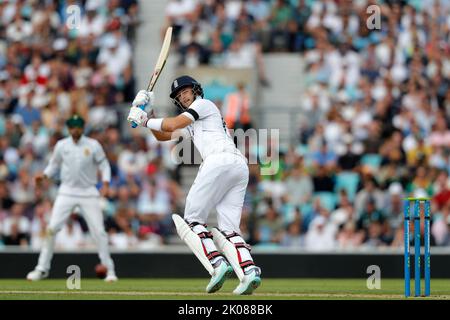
[131,27,173,128]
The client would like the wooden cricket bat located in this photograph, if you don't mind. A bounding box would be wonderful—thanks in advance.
[131,27,173,128]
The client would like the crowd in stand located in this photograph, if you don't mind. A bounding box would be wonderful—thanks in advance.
[1,0,450,251]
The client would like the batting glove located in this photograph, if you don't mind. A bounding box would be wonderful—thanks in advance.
[127,106,149,127]
[132,90,155,109]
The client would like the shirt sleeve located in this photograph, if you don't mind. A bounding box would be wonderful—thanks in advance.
[94,141,111,183]
[43,141,63,178]
[181,99,216,122]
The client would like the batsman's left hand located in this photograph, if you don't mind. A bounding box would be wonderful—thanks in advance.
[132,90,155,109]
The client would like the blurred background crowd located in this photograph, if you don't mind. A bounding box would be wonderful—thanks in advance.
[1,0,450,251]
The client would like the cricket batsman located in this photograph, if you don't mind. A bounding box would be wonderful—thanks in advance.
[127,76,261,295]
[26,114,117,282]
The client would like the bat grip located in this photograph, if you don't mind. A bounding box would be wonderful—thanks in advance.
[130,105,146,128]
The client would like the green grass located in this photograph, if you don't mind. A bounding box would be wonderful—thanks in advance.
[0,278,449,300]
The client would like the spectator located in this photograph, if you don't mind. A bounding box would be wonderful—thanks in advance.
[2,204,30,246]
[312,165,335,192]
[432,202,450,246]
[281,221,305,248]
[336,221,364,249]
[55,214,85,250]
[305,215,337,251]
[433,170,450,211]
[254,205,284,246]
[284,163,313,207]
[223,82,252,130]
[354,175,385,215]
[357,198,386,233]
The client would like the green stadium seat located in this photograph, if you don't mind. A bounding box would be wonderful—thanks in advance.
[361,154,382,170]
[334,171,360,201]
[313,192,337,212]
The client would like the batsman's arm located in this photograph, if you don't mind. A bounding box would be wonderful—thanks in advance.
[149,129,173,141]
[147,114,192,133]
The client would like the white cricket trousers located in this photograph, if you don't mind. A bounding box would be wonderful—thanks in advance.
[36,194,115,273]
[184,152,249,233]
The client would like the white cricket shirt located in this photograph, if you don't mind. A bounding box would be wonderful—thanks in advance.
[43,135,111,197]
[181,98,244,160]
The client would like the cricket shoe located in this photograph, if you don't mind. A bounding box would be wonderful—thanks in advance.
[206,259,233,293]
[233,266,261,295]
[26,269,49,281]
[104,272,118,282]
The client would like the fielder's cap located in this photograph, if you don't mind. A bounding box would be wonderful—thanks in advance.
[66,114,85,128]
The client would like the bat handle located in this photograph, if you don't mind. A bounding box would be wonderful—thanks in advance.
[130,105,146,128]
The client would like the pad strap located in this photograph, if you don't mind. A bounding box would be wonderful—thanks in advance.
[225,232,252,252]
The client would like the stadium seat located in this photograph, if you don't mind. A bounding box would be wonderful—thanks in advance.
[334,171,360,201]
[313,192,337,212]
[361,154,382,170]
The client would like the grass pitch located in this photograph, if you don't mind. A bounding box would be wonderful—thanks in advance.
[0,278,449,300]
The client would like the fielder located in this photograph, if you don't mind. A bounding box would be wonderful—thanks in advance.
[26,114,117,282]
[127,76,261,295]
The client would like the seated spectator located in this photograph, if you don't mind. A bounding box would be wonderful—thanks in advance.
[0,179,14,212]
[223,27,270,86]
[304,215,337,251]
[254,205,284,245]
[406,165,433,196]
[109,228,139,250]
[2,204,30,246]
[284,163,313,207]
[433,170,450,211]
[357,198,386,232]
[336,135,362,171]
[29,200,51,250]
[331,193,356,227]
[428,115,450,148]
[55,214,85,250]
[281,221,305,248]
[9,168,35,206]
[136,164,173,237]
[384,182,405,231]
[78,2,106,38]
[354,175,385,216]
[311,142,337,171]
[336,221,364,249]
[363,221,390,247]
[312,165,335,192]
[97,33,131,79]
[268,0,293,51]
[431,202,450,246]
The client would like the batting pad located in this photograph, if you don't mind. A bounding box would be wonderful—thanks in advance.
[172,214,214,275]
[211,228,245,281]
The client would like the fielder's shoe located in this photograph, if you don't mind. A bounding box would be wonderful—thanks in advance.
[26,269,49,281]
[233,267,261,295]
[104,272,118,282]
[206,259,233,293]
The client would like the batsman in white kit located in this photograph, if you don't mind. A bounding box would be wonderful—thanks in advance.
[127,76,261,295]
[26,115,117,282]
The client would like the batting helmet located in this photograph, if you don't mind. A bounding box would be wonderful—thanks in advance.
[169,75,204,99]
